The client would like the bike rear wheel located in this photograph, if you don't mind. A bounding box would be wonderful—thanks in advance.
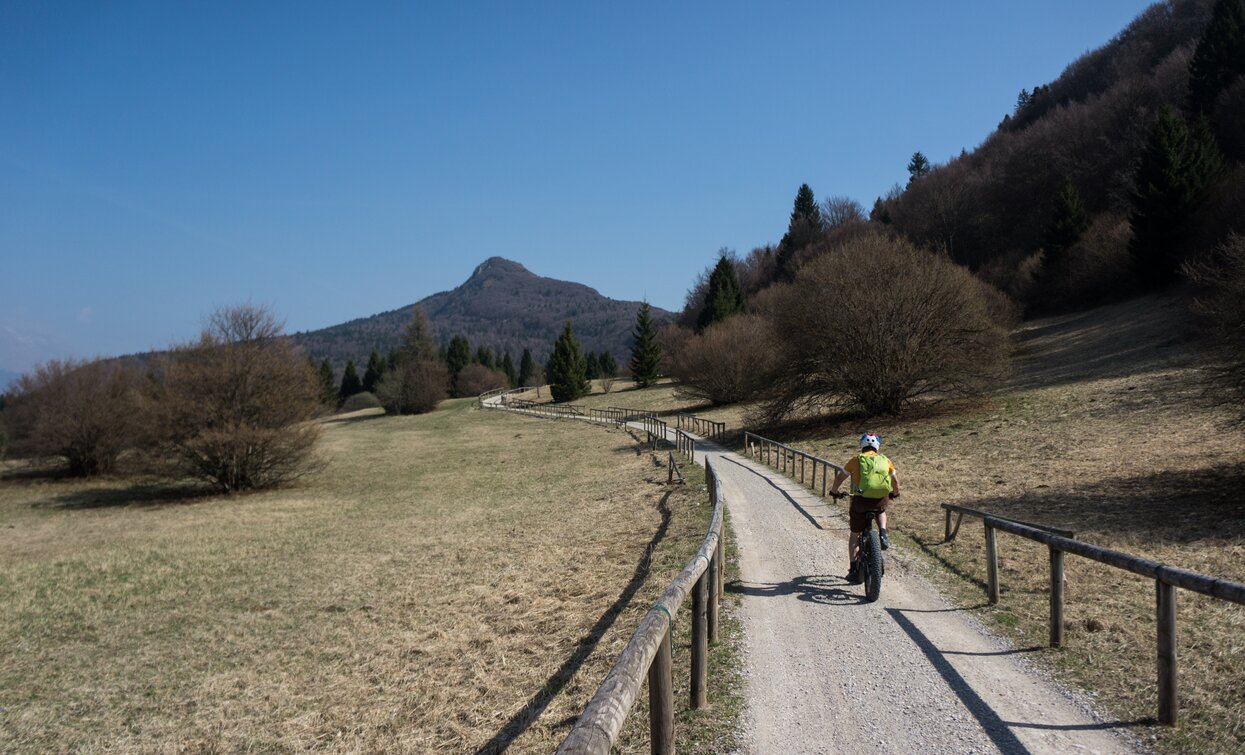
[863,530,883,602]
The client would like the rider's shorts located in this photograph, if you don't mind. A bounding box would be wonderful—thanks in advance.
[849,495,889,533]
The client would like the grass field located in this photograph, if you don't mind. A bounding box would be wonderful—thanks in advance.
[0,398,741,752]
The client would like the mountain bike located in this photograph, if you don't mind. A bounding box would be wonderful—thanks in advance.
[830,492,884,602]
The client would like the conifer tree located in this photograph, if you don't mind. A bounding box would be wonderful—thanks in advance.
[1129,106,1224,287]
[338,359,363,403]
[1044,177,1090,262]
[585,351,600,380]
[500,351,516,387]
[548,322,589,402]
[475,346,494,369]
[629,302,662,388]
[362,350,384,394]
[776,184,823,279]
[399,306,437,365]
[907,151,931,183]
[446,335,471,394]
[600,351,618,378]
[697,255,746,331]
[1188,0,1245,116]
[518,348,536,387]
[318,359,336,406]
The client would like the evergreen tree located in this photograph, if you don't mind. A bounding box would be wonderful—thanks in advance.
[776,184,823,278]
[446,335,471,394]
[518,348,537,387]
[500,351,517,387]
[585,351,601,380]
[399,307,437,365]
[696,255,746,331]
[1044,177,1090,260]
[338,359,363,402]
[1015,88,1033,115]
[870,197,892,224]
[907,152,931,183]
[475,346,494,369]
[362,350,384,394]
[629,302,662,388]
[317,359,336,406]
[1187,0,1245,116]
[548,322,590,402]
[1129,106,1224,287]
[599,351,618,377]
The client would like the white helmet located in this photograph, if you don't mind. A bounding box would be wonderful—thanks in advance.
[859,433,881,451]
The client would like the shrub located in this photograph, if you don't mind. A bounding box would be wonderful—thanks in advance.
[151,304,323,492]
[765,230,1012,417]
[667,315,778,405]
[456,363,509,397]
[375,360,449,415]
[1185,233,1245,423]
[1041,213,1134,311]
[338,391,382,413]
[3,358,145,475]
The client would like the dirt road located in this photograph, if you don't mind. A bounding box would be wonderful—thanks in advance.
[698,442,1140,754]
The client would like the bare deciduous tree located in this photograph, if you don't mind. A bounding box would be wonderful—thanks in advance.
[667,315,779,405]
[1186,233,1245,423]
[151,303,323,492]
[455,363,508,397]
[3,358,145,475]
[764,230,1013,418]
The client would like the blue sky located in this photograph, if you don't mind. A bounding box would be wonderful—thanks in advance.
[1,1,1157,376]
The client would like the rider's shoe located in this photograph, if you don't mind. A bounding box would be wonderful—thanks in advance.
[880,528,890,551]
[844,566,862,585]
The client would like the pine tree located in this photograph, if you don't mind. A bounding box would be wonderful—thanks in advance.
[629,302,662,388]
[696,255,746,331]
[317,359,336,406]
[338,360,363,402]
[1015,88,1033,115]
[585,351,600,380]
[362,350,384,394]
[518,348,537,387]
[1044,177,1090,261]
[776,184,823,279]
[548,321,589,402]
[500,351,517,387]
[1187,0,1245,116]
[600,351,618,378]
[870,197,892,224]
[907,152,931,183]
[475,346,494,369]
[446,335,471,394]
[1129,106,1224,287]
[399,307,437,365]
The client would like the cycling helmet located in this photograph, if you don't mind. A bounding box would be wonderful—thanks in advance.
[859,433,881,451]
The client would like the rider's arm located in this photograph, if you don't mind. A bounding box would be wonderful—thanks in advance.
[830,469,848,493]
[889,470,900,498]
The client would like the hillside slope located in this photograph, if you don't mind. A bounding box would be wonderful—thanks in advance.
[291,257,672,369]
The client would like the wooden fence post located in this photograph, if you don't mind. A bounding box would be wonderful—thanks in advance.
[708,546,720,644]
[691,570,708,710]
[985,523,1000,605]
[1157,579,1178,726]
[649,625,674,755]
[945,508,953,542]
[1049,546,1064,648]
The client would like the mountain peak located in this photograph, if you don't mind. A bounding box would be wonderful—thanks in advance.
[470,257,531,279]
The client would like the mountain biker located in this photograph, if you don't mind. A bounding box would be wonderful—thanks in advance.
[829,433,900,585]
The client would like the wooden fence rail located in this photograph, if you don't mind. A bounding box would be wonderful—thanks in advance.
[941,502,1076,543]
[742,431,846,497]
[674,428,695,463]
[666,450,685,485]
[955,514,1245,726]
[675,413,727,444]
[558,460,726,754]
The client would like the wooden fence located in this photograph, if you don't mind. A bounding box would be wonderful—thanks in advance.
[674,428,695,463]
[944,511,1245,726]
[743,431,846,495]
[558,460,726,754]
[941,502,1076,543]
[675,413,726,444]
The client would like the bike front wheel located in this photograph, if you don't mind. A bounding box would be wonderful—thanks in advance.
[863,530,883,602]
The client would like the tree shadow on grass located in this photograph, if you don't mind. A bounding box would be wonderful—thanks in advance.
[32,482,217,510]
[474,490,676,754]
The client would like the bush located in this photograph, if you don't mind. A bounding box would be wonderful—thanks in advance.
[765,230,1012,417]
[1036,213,1134,312]
[1186,233,1245,423]
[3,358,145,475]
[455,363,509,397]
[151,304,323,492]
[667,315,778,405]
[375,360,448,415]
[338,391,382,413]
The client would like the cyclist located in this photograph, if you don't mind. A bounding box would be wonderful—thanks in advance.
[829,433,900,585]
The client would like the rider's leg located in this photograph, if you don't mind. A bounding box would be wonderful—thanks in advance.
[878,511,887,529]
[848,531,861,562]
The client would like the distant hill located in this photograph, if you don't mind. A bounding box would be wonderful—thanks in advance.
[291,257,672,369]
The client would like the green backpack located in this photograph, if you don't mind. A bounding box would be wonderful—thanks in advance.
[855,453,893,499]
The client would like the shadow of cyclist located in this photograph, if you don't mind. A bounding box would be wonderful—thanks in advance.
[727,574,871,606]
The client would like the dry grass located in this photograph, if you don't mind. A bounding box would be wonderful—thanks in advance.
[0,398,739,753]
[744,295,1245,753]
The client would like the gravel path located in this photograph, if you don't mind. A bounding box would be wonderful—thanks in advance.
[692,439,1140,755]
[481,399,1141,753]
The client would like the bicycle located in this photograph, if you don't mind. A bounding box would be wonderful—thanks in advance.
[830,492,884,603]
